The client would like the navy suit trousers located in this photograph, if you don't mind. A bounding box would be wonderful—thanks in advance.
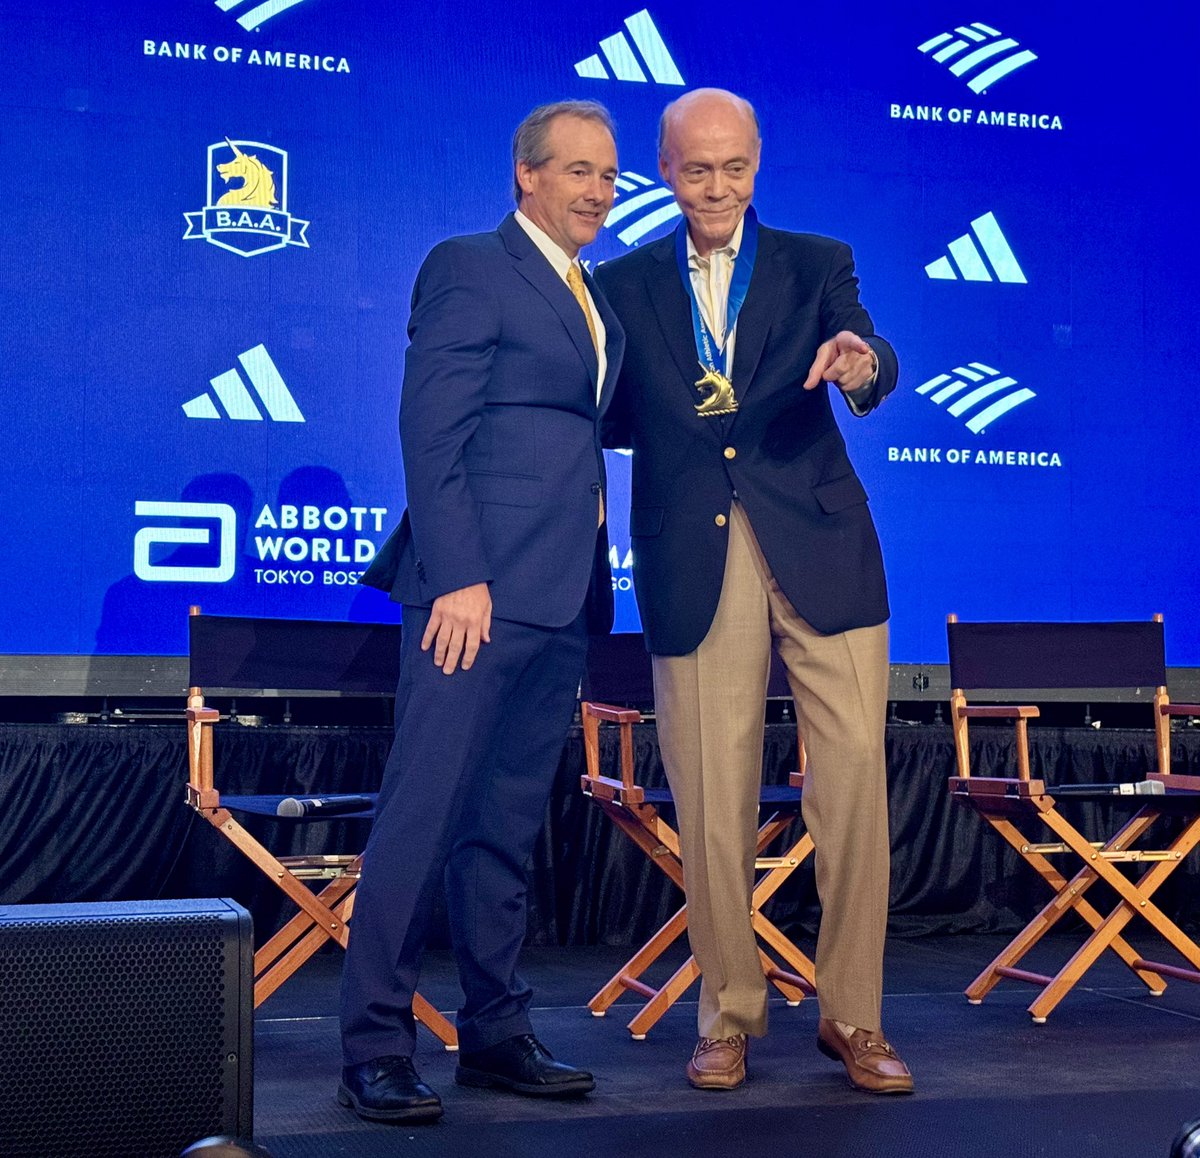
[339,605,587,1063]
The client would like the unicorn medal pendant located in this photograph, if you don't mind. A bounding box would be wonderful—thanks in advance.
[694,363,738,417]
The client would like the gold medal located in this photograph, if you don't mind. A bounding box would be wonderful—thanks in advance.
[694,364,738,417]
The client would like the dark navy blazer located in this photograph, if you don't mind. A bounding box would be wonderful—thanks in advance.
[363,214,625,631]
[596,222,895,655]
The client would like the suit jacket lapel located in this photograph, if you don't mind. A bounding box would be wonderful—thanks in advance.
[646,239,710,412]
[728,225,778,411]
[586,266,625,414]
[499,214,600,388]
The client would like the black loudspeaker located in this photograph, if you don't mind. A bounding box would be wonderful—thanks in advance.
[0,898,254,1158]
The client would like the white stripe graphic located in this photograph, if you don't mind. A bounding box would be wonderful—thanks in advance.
[624,172,655,186]
[947,377,1019,416]
[917,32,953,52]
[183,395,221,419]
[968,50,1038,93]
[230,0,308,30]
[916,373,952,395]
[210,369,263,420]
[965,388,1036,433]
[951,365,985,381]
[239,344,304,422]
[955,25,987,40]
[930,379,975,404]
[949,38,1020,76]
[618,202,682,245]
[932,39,970,62]
[606,187,674,226]
[971,212,1026,283]
[972,22,1002,36]
[600,32,647,82]
[576,55,609,79]
[948,235,992,281]
[969,362,999,375]
[625,10,684,85]
[925,256,956,279]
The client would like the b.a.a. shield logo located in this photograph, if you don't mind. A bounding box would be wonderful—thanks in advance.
[183,138,310,256]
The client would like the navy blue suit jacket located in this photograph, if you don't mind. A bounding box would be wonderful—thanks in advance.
[596,221,894,654]
[363,214,624,632]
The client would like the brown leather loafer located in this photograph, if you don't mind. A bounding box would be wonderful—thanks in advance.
[816,1018,914,1094]
[686,1034,748,1090]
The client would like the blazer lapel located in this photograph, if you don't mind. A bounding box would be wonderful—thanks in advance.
[728,225,779,411]
[646,240,709,411]
[499,214,599,387]
[587,266,625,414]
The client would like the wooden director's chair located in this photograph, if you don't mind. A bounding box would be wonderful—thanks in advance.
[947,614,1200,1022]
[580,632,816,1039]
[185,609,457,1049]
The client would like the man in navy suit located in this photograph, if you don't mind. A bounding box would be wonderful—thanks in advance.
[596,89,912,1094]
[338,100,623,1123]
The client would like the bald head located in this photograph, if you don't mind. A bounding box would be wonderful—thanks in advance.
[657,88,761,257]
[658,88,760,162]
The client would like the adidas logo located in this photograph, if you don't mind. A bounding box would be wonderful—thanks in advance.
[917,362,1035,433]
[605,172,681,245]
[575,10,683,85]
[926,212,1026,283]
[918,22,1037,93]
[183,344,305,422]
[214,0,309,31]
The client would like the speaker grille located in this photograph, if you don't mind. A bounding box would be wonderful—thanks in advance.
[0,903,251,1158]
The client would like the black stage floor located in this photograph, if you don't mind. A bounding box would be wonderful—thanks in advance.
[253,934,1200,1157]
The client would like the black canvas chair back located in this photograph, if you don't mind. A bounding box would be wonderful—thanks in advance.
[188,615,401,695]
[947,619,1166,693]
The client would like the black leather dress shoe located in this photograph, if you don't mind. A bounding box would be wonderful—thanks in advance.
[337,1055,443,1123]
[455,1034,595,1097]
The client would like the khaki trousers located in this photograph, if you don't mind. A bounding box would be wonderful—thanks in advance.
[652,503,890,1038]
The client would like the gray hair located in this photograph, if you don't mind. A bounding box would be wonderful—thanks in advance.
[658,88,761,160]
[512,100,617,204]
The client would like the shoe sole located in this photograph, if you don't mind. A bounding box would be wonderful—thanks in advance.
[454,1065,594,1097]
[816,1037,914,1095]
[686,1072,745,1091]
[336,1084,445,1122]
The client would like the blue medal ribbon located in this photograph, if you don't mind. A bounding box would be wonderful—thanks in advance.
[674,205,759,379]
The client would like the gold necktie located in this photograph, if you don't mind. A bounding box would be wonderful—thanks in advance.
[566,263,599,355]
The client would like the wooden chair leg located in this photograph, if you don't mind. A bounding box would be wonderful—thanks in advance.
[588,904,689,1015]
[626,955,702,1040]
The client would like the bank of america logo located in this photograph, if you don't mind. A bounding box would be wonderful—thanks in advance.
[605,172,681,245]
[576,10,684,85]
[918,23,1037,93]
[926,212,1026,283]
[215,0,310,31]
[917,362,1035,433]
[183,345,305,422]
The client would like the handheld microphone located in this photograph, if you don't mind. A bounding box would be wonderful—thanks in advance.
[276,794,374,818]
[1052,780,1165,798]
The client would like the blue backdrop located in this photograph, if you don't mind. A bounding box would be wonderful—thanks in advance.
[2,0,1197,662]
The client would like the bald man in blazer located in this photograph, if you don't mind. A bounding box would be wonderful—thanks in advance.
[596,89,912,1095]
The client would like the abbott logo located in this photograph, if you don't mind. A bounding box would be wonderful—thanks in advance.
[605,172,681,245]
[215,0,310,31]
[134,502,237,583]
[918,23,1037,93]
[184,345,305,422]
[917,362,1035,433]
[926,212,1026,283]
[575,10,683,85]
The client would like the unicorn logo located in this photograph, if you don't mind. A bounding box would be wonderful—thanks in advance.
[216,139,278,208]
[183,138,310,257]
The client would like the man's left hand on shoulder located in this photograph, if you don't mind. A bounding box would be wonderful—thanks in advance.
[803,331,878,394]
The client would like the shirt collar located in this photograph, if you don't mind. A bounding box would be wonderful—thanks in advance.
[514,210,577,281]
[687,214,746,267]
